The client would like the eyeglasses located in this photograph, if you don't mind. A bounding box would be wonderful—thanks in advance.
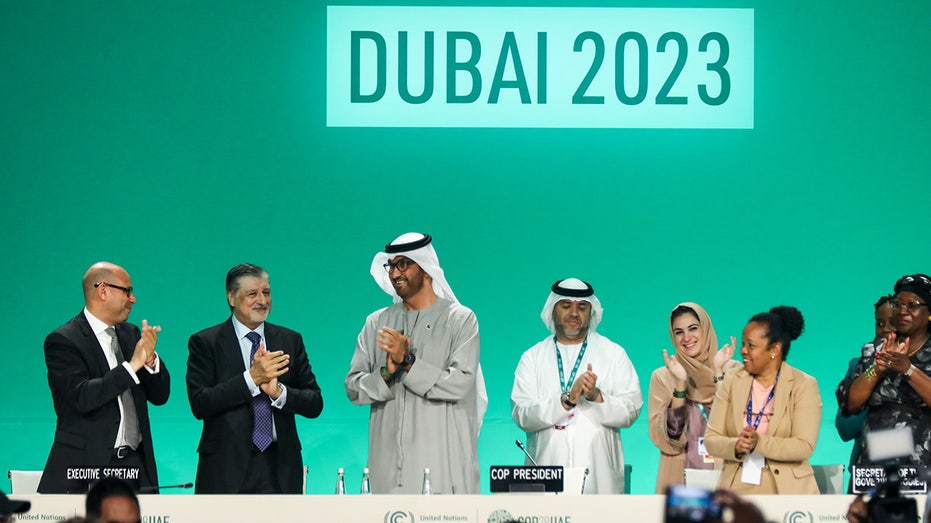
[383,259,416,273]
[891,300,928,313]
[94,281,134,297]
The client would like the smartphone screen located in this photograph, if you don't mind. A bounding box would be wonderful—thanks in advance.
[665,485,721,523]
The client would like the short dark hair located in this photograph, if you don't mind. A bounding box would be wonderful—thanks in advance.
[85,477,139,521]
[748,306,805,359]
[874,294,896,311]
[225,263,268,309]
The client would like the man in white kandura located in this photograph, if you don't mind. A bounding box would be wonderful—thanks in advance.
[345,233,487,494]
[511,278,643,494]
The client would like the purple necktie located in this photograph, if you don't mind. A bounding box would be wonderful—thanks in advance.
[246,331,273,451]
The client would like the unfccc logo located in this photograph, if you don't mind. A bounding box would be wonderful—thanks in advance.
[783,511,813,523]
[386,511,414,523]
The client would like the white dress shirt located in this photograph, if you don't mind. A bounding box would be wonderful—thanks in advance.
[83,308,160,449]
[231,316,288,441]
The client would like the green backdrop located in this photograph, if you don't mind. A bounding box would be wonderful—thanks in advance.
[2,0,930,495]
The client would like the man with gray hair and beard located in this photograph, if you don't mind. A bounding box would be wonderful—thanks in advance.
[511,278,642,494]
[187,263,323,494]
[346,233,486,494]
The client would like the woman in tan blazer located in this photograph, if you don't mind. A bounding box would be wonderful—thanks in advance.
[704,306,822,494]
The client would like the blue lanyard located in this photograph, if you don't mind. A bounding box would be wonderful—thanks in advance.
[745,371,779,429]
[555,336,588,394]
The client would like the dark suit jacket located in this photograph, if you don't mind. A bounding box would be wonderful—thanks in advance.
[186,318,323,493]
[39,311,171,493]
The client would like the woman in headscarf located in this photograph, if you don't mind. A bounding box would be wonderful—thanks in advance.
[837,274,931,468]
[704,306,821,494]
[648,302,739,493]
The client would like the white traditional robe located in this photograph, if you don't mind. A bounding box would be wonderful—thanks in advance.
[511,331,643,494]
[345,298,480,494]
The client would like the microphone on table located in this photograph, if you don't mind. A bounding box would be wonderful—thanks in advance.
[139,482,193,494]
[515,439,538,466]
[580,467,590,494]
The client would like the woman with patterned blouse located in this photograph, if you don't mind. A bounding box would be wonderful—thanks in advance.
[838,274,931,467]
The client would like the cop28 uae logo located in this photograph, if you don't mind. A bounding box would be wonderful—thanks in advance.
[783,511,813,523]
[487,510,514,523]
[386,511,415,523]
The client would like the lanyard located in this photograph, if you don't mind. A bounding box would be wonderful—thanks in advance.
[745,371,780,430]
[698,403,709,423]
[555,336,588,394]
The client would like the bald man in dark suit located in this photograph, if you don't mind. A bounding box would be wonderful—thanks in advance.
[40,262,170,493]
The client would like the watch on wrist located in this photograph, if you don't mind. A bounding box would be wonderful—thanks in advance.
[905,364,917,380]
[561,392,577,408]
[402,350,416,367]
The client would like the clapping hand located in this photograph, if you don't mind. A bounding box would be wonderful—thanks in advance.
[663,349,687,389]
[567,364,602,404]
[130,319,161,370]
[249,342,289,385]
[735,426,758,457]
[875,332,910,375]
[377,327,410,373]
[712,336,737,375]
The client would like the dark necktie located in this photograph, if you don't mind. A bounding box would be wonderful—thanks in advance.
[105,327,142,449]
[246,331,273,451]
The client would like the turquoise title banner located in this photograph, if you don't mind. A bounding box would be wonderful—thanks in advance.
[327,7,754,128]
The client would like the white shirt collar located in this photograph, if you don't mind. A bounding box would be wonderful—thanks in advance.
[231,315,265,340]
[83,307,112,336]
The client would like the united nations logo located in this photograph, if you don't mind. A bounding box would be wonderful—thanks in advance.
[783,511,813,523]
[487,509,514,523]
[385,511,415,523]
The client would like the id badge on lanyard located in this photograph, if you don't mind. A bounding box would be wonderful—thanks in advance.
[554,336,587,430]
[696,404,713,463]
[741,373,779,485]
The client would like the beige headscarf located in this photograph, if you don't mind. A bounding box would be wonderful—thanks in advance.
[667,302,720,404]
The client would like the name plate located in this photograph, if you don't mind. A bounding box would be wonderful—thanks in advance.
[851,466,929,494]
[64,466,141,492]
[489,466,564,493]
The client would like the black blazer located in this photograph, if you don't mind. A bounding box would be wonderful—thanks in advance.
[186,318,323,493]
[39,312,170,493]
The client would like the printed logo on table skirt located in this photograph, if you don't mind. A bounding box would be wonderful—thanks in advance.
[487,510,514,523]
[783,511,813,523]
[386,511,415,523]
[491,509,572,523]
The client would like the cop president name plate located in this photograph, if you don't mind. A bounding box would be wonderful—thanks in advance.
[489,465,564,493]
